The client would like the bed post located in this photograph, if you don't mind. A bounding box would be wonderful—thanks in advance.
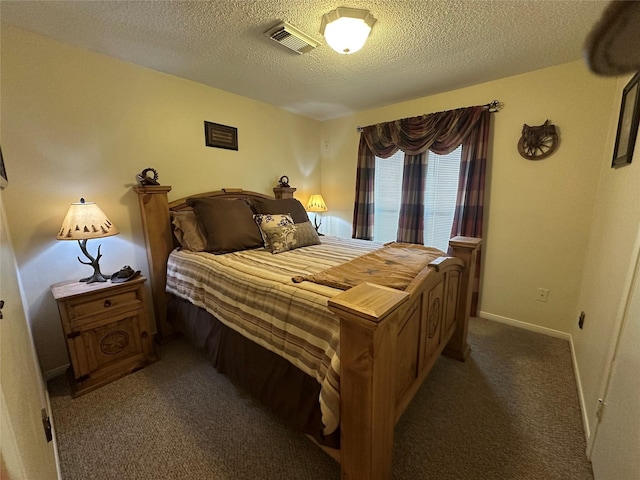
[133,184,175,342]
[444,236,483,360]
[328,283,410,480]
[273,186,296,199]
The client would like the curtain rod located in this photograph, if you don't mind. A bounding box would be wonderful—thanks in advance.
[355,99,502,132]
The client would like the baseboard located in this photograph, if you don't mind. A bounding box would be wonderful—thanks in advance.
[45,388,63,480]
[478,311,570,340]
[568,335,591,443]
[478,311,590,442]
[44,364,69,382]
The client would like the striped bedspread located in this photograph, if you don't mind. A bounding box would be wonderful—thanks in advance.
[165,236,382,435]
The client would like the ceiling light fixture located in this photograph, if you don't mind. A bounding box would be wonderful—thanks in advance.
[320,7,376,55]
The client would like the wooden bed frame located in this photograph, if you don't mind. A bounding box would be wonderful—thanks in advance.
[134,184,482,480]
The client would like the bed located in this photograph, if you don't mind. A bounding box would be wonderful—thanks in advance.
[134,183,482,480]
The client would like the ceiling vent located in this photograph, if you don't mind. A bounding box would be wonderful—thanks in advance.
[265,22,319,54]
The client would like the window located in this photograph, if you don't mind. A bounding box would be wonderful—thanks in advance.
[373,146,462,251]
[373,153,403,243]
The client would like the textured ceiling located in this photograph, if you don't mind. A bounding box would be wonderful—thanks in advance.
[1,0,610,120]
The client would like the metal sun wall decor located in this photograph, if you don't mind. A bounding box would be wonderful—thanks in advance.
[518,119,559,160]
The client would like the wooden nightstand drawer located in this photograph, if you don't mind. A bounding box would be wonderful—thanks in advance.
[68,288,143,320]
[52,276,157,397]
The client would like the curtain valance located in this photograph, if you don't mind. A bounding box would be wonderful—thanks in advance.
[359,105,485,157]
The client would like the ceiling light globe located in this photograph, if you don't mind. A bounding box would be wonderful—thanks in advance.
[321,7,376,55]
[324,18,371,54]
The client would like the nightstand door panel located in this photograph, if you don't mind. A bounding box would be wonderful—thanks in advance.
[66,333,92,379]
[82,309,146,375]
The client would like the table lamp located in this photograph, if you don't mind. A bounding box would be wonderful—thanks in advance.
[56,198,119,283]
[306,194,328,233]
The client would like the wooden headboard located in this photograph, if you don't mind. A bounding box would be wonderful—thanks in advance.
[133,184,297,341]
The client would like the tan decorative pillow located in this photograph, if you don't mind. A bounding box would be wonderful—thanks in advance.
[171,211,207,252]
[254,213,294,248]
[263,221,320,254]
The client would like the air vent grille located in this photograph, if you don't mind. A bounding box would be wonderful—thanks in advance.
[265,22,318,54]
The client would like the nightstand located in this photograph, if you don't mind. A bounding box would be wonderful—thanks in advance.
[51,275,157,397]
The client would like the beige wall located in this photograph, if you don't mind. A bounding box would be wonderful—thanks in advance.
[1,26,321,373]
[320,61,620,336]
[571,74,640,443]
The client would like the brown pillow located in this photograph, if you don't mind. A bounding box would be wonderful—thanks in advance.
[250,197,310,224]
[171,211,207,252]
[186,197,263,253]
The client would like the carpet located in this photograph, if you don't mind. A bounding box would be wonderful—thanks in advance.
[48,318,594,479]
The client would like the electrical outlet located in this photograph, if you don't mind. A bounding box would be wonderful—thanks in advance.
[578,311,586,329]
[536,288,550,302]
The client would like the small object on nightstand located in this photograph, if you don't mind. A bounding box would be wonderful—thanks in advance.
[110,265,141,283]
[51,275,157,398]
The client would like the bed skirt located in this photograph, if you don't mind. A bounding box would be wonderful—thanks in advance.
[167,295,340,448]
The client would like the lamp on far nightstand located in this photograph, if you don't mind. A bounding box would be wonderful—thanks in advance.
[306,194,328,233]
[56,198,119,283]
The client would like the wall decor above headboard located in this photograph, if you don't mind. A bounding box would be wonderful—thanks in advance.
[204,121,238,151]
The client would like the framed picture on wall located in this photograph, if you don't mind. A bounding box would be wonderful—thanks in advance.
[612,71,640,168]
[204,121,238,151]
[0,146,7,189]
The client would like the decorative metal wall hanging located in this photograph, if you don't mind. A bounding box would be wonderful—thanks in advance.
[517,119,559,160]
[204,121,238,151]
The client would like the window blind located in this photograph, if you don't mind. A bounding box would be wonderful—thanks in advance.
[423,147,461,250]
[374,147,462,250]
[373,152,404,243]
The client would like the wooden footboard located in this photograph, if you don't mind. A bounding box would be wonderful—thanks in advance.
[327,236,481,480]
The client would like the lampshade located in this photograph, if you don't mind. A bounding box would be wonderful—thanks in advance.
[320,7,376,55]
[57,198,119,283]
[57,198,119,240]
[306,194,328,212]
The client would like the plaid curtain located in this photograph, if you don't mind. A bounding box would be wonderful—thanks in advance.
[351,136,378,240]
[450,109,491,315]
[397,153,427,243]
[353,106,486,242]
